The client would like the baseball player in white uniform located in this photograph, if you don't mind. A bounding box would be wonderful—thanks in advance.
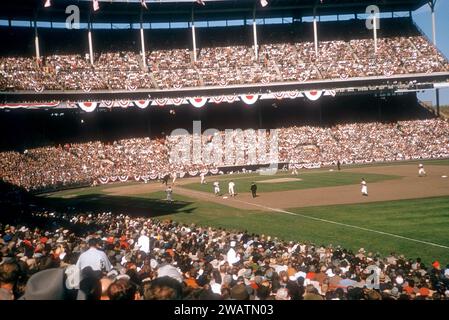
[418,164,426,177]
[166,186,173,202]
[200,172,206,184]
[213,181,220,196]
[292,166,298,175]
[228,181,236,197]
[361,178,368,196]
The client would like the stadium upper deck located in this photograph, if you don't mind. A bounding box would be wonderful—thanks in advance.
[0,1,432,23]
[0,0,447,104]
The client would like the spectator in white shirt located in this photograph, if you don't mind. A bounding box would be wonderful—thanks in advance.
[76,238,112,273]
[136,230,150,254]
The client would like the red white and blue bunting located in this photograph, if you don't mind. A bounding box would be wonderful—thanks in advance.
[210,96,225,104]
[134,100,151,109]
[153,98,169,106]
[77,101,98,112]
[239,94,259,105]
[303,90,323,101]
[99,177,109,184]
[117,100,130,108]
[34,85,44,93]
[188,170,199,176]
[0,102,60,109]
[81,85,92,93]
[101,100,114,108]
[189,97,208,108]
[70,90,338,112]
[172,98,185,106]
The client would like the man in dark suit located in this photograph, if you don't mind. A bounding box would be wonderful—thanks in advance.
[250,182,257,198]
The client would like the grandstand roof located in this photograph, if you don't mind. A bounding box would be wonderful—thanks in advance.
[1,0,430,24]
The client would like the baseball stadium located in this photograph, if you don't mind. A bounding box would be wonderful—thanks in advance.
[1,0,449,302]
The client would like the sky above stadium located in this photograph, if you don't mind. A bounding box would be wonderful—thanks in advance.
[413,0,449,105]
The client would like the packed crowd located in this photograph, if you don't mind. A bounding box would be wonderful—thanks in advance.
[1,33,447,91]
[1,118,449,191]
[1,210,448,300]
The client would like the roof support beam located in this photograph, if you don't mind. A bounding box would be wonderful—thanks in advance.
[34,21,41,62]
[253,6,259,60]
[435,87,440,116]
[429,0,437,46]
[191,9,197,63]
[140,9,147,69]
[313,7,318,57]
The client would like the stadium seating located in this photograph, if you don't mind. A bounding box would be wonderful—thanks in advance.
[1,118,449,191]
[1,18,448,91]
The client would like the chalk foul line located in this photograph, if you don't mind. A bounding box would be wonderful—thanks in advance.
[231,198,449,250]
[176,187,449,250]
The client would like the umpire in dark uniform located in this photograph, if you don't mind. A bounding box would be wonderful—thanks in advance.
[250,182,257,198]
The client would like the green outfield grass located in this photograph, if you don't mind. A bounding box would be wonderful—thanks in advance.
[182,171,400,193]
[39,160,449,264]
[145,193,449,265]
[40,185,449,264]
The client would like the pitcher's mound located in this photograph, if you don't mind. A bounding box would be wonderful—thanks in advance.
[259,177,303,184]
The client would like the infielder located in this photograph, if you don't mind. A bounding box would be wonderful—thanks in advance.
[213,181,220,196]
[166,186,173,202]
[418,164,426,177]
[292,167,298,175]
[200,172,206,184]
[228,180,236,197]
[361,178,368,196]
